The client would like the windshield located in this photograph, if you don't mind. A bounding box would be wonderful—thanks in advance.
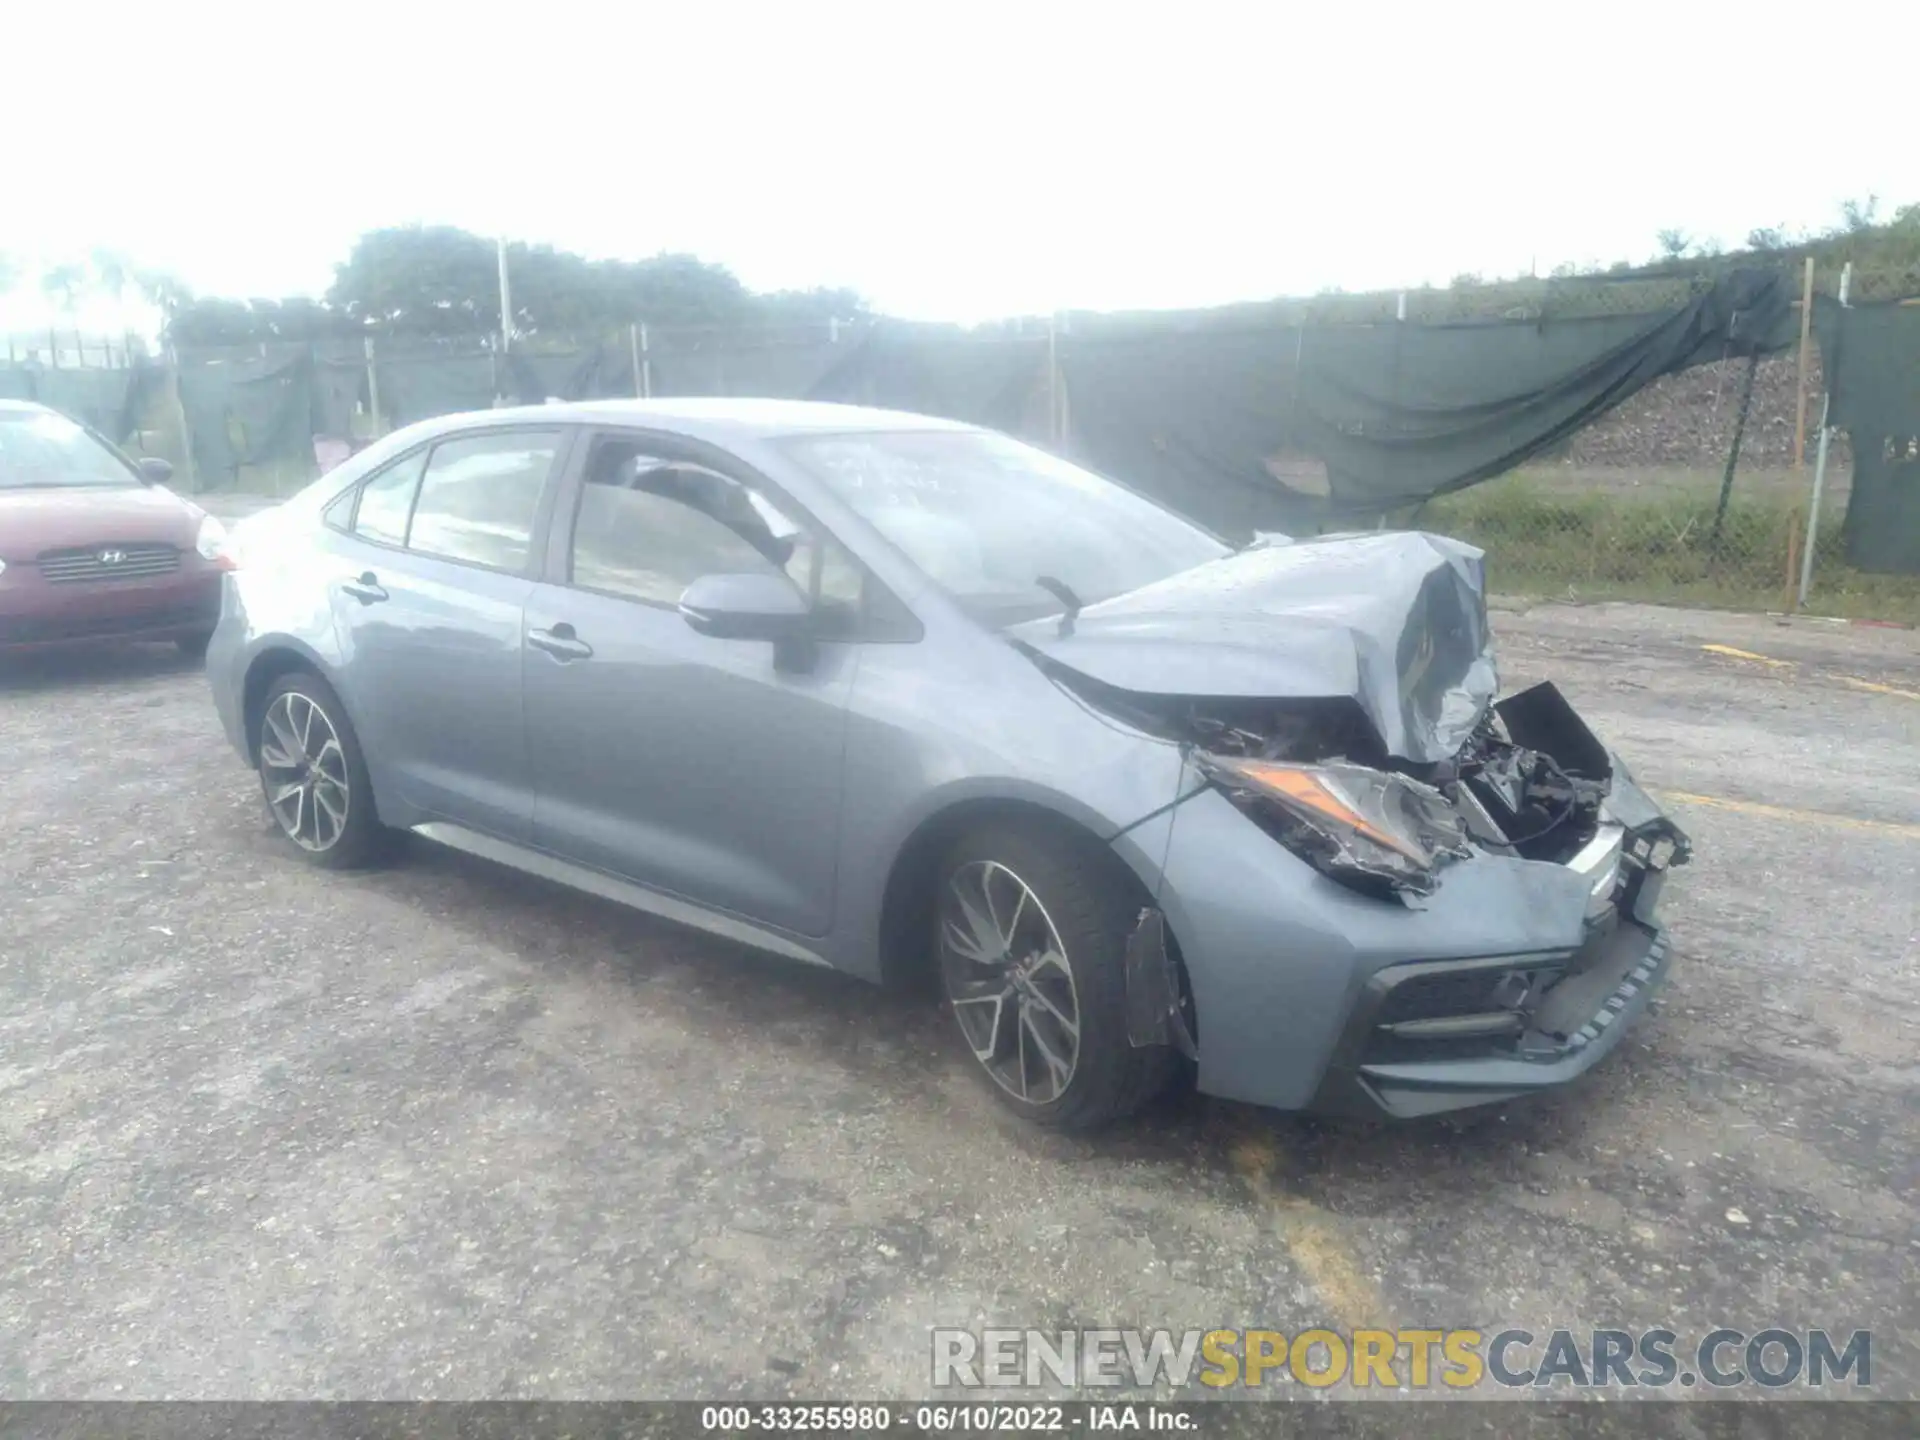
[0,410,140,490]
[780,429,1228,622]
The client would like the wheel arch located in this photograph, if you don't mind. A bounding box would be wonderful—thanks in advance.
[875,790,1150,992]
[238,640,343,763]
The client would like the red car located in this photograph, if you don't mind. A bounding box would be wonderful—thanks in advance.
[0,400,231,655]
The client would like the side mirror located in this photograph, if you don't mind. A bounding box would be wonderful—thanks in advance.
[678,571,810,642]
[136,456,174,485]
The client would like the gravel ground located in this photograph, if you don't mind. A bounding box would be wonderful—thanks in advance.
[1,601,1914,1402]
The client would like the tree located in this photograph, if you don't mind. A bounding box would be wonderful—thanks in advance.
[90,250,133,305]
[1839,194,1880,232]
[326,226,499,333]
[41,263,88,313]
[165,297,259,346]
[323,226,794,336]
[1655,228,1691,261]
[752,286,870,327]
[133,269,195,326]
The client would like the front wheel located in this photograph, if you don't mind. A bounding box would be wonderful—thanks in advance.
[936,822,1179,1130]
[256,672,393,869]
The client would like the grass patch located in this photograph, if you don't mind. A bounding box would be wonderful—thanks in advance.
[1418,473,1920,623]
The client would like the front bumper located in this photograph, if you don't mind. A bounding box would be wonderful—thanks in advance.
[1306,870,1671,1118]
[1112,767,1685,1118]
[0,564,221,650]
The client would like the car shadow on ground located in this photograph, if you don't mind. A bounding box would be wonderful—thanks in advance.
[0,643,203,693]
[330,828,1629,1207]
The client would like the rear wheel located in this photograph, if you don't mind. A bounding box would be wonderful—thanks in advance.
[936,821,1178,1130]
[176,631,212,660]
[256,672,392,869]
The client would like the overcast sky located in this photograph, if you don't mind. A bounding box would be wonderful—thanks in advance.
[4,0,1911,333]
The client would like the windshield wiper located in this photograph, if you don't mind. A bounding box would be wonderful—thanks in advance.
[1033,575,1083,638]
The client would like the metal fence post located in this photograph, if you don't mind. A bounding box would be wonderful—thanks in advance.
[640,323,652,398]
[1709,352,1761,545]
[1797,261,1851,609]
[364,335,384,437]
[496,237,512,354]
[1791,257,1816,470]
[629,323,644,399]
[1052,311,1067,449]
[165,342,197,492]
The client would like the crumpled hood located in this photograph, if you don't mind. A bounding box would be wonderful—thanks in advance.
[1007,531,1499,764]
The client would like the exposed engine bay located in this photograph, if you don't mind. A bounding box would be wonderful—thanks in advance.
[1048,663,1684,900]
[1172,688,1606,849]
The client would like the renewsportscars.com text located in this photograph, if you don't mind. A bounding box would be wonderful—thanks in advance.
[931,1327,1872,1390]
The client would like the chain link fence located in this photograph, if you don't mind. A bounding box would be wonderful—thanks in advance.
[5,269,1916,623]
[1404,269,1916,621]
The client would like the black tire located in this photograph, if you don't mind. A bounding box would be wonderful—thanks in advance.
[936,820,1180,1130]
[176,631,213,660]
[255,670,394,870]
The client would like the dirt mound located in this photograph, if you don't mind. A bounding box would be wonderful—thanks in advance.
[1569,350,1850,470]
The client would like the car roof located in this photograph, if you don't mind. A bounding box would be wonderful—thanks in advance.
[429,397,973,444]
[0,399,54,416]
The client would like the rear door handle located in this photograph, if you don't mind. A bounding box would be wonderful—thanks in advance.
[527,623,593,661]
[341,572,388,605]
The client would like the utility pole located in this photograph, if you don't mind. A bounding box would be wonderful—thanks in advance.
[496,237,513,354]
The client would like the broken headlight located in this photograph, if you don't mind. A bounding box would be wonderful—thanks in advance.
[1199,755,1473,898]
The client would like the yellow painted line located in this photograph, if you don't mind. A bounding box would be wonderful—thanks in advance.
[1661,790,1920,840]
[1839,675,1920,702]
[1701,644,1793,670]
[1227,1127,1384,1331]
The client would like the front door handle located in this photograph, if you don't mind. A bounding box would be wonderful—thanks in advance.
[341,571,388,605]
[527,623,594,661]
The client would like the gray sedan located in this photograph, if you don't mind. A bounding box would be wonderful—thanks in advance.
[207,399,1691,1129]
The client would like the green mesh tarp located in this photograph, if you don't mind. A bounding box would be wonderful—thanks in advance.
[1060,269,1796,537]
[312,342,369,440]
[807,325,1041,432]
[373,344,500,426]
[506,348,614,403]
[1815,298,1920,574]
[650,336,841,399]
[1060,327,1323,536]
[0,363,156,443]
[147,269,1811,518]
[175,345,319,485]
[493,335,850,405]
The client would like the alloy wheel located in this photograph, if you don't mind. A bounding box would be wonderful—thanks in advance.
[260,691,350,852]
[939,860,1082,1104]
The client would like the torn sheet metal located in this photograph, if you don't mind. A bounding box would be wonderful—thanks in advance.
[1123,908,1198,1059]
[1007,531,1498,764]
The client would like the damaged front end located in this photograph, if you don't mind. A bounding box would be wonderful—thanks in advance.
[1085,676,1690,904]
[1013,530,1696,1107]
[1102,678,1697,1112]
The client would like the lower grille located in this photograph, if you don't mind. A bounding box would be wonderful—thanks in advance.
[1372,960,1564,1026]
[0,595,218,645]
[37,544,182,583]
